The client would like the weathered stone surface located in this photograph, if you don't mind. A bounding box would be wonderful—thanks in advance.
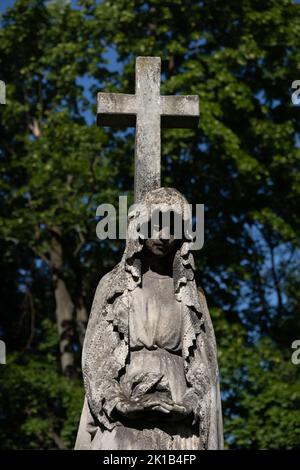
[97,57,199,202]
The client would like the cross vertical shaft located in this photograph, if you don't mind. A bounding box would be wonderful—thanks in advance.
[134,57,161,202]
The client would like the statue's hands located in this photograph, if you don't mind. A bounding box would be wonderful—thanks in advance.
[115,393,176,419]
[114,393,193,421]
[141,393,193,420]
[139,393,175,414]
[171,402,193,417]
[152,402,192,417]
[115,397,144,418]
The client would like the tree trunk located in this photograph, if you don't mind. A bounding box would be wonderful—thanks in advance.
[76,295,88,347]
[49,232,76,376]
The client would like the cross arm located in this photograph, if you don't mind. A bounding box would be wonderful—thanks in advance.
[97,92,137,127]
[160,95,199,128]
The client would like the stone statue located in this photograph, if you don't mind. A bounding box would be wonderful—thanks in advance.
[75,56,223,449]
[75,187,223,450]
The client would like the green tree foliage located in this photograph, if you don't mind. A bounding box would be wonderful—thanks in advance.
[0,0,300,449]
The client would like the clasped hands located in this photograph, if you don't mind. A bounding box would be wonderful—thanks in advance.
[115,392,192,421]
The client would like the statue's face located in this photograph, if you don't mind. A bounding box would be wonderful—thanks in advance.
[144,236,178,257]
[143,210,183,257]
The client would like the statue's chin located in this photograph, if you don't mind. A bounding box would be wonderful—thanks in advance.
[150,248,169,257]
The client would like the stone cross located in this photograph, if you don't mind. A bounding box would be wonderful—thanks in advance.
[97,57,199,202]
[0,80,6,105]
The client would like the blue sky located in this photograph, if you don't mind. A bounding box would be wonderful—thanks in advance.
[0,0,15,12]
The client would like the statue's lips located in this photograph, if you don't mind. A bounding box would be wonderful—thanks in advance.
[152,241,168,248]
[152,240,166,245]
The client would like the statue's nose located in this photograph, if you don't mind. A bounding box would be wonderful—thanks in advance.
[158,227,171,240]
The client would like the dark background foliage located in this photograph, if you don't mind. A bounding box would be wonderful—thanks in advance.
[0,0,300,449]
